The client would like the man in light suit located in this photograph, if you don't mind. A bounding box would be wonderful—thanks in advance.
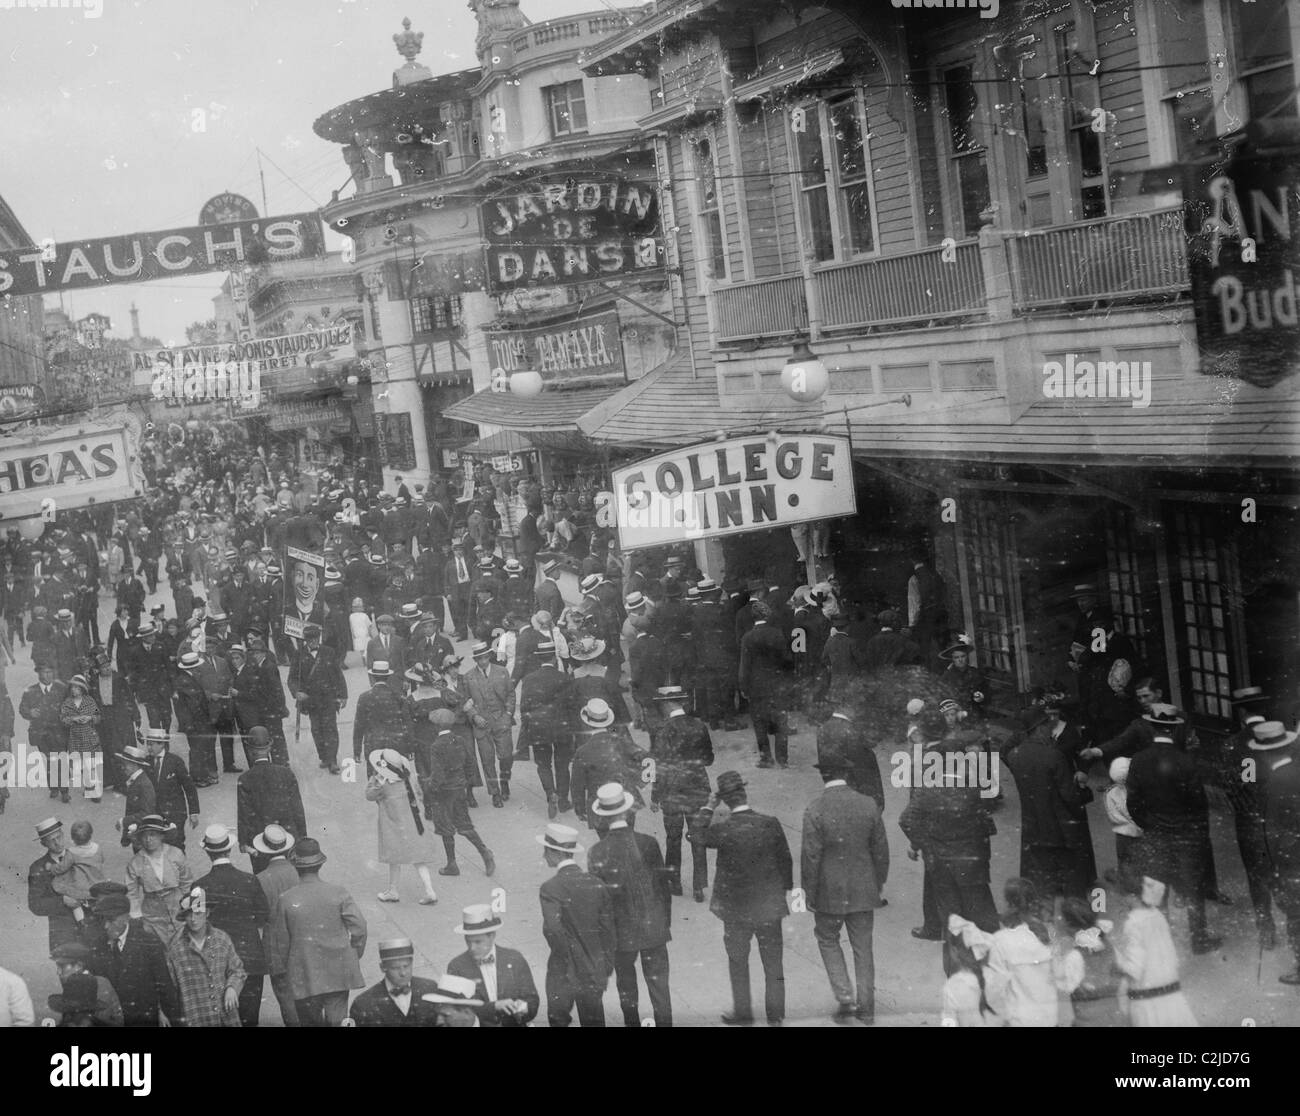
[445,905,540,1027]
[801,758,890,1024]
[587,782,673,1027]
[266,838,367,1026]
[252,825,301,1027]
[694,771,792,1026]
[463,641,516,807]
[348,937,440,1026]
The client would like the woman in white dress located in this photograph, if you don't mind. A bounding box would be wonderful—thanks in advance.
[1113,875,1198,1027]
[125,815,193,945]
[984,878,1059,1027]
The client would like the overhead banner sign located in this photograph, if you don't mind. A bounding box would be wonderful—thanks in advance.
[0,212,325,297]
[267,397,348,433]
[0,422,144,519]
[611,434,856,550]
[482,153,663,294]
[484,306,625,385]
[1186,151,1298,388]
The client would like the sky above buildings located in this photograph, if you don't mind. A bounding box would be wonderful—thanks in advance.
[0,0,608,345]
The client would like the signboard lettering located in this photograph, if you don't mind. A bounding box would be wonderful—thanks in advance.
[612,434,856,550]
[484,307,625,384]
[0,423,144,520]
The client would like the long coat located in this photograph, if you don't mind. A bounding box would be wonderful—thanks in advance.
[93,918,179,1026]
[539,864,616,989]
[266,877,367,1000]
[446,945,540,1027]
[738,622,794,708]
[697,806,792,926]
[348,976,442,1027]
[236,759,307,849]
[649,712,713,814]
[519,664,575,748]
[147,752,200,844]
[801,784,890,915]
[588,824,673,952]
[365,776,429,865]
[194,861,271,976]
[126,845,194,943]
[570,729,647,823]
[816,714,884,808]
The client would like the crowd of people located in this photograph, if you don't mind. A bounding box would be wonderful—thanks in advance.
[1,422,1298,1028]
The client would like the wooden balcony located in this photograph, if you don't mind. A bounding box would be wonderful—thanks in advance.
[712,274,808,342]
[1004,207,1189,309]
[817,240,987,330]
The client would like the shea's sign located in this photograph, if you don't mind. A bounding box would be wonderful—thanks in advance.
[0,424,143,519]
[484,307,625,384]
[482,155,662,293]
[0,213,325,297]
[612,434,856,550]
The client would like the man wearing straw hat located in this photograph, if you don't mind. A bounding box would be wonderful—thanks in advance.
[588,782,674,1027]
[266,837,368,1027]
[446,904,539,1027]
[463,639,516,808]
[348,937,441,1027]
[29,817,83,951]
[1250,721,1300,983]
[252,824,301,1026]
[196,823,270,1027]
[1224,688,1280,952]
[538,822,615,1027]
[353,660,410,771]
[420,973,487,1027]
[116,744,156,852]
[570,698,646,830]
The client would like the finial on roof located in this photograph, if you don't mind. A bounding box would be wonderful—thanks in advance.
[393,17,424,64]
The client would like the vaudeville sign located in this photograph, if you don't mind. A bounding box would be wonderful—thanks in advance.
[612,434,856,550]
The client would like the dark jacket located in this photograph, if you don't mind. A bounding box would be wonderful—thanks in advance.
[649,711,713,812]
[627,632,668,703]
[237,759,308,849]
[194,861,271,975]
[801,783,890,914]
[696,805,792,925]
[446,945,540,1027]
[534,578,564,623]
[287,643,347,713]
[365,633,407,679]
[570,730,647,823]
[518,664,575,747]
[816,714,884,809]
[128,642,172,704]
[147,752,200,836]
[19,679,68,747]
[348,976,442,1027]
[861,628,922,672]
[1126,740,1210,836]
[1004,735,1093,849]
[588,824,672,952]
[28,850,80,951]
[353,682,411,759]
[738,621,794,706]
[93,918,180,1026]
[121,771,157,847]
[1264,750,1300,882]
[539,864,615,989]
[899,775,995,883]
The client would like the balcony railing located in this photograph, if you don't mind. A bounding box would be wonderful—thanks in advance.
[1005,207,1189,309]
[712,274,808,341]
[816,240,987,330]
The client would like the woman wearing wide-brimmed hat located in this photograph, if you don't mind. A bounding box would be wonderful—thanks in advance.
[125,814,194,944]
[365,748,439,905]
[59,674,103,801]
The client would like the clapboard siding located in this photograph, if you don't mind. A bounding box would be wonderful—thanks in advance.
[864,70,915,253]
[1097,1,1150,176]
[668,134,716,368]
[753,9,863,70]
[738,108,785,278]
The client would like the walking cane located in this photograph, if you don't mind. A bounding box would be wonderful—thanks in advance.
[294,704,302,752]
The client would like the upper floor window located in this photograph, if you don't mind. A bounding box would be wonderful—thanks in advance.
[792,91,878,263]
[1232,0,1296,120]
[544,80,588,138]
[411,294,463,335]
[689,133,728,280]
[943,64,992,237]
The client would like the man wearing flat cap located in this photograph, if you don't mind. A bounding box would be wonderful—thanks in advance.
[538,823,615,1027]
[348,938,441,1026]
[196,824,270,1027]
[446,904,540,1027]
[91,892,179,1027]
[694,772,792,1026]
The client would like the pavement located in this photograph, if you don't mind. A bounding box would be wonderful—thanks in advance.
[3,581,1300,1027]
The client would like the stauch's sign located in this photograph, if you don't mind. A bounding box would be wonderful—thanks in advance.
[0,420,145,519]
[611,434,856,550]
[0,213,325,297]
[482,154,663,293]
[484,307,625,384]
[1186,142,1299,388]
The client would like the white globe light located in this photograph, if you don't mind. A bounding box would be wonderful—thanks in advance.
[780,338,829,402]
[510,370,543,398]
[346,374,359,386]
[16,518,44,541]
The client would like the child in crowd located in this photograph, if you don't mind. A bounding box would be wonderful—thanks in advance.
[985,878,1059,1027]
[1113,874,1198,1027]
[1105,757,1142,879]
[49,820,107,921]
[350,597,373,660]
[1053,897,1124,1027]
[942,916,992,1027]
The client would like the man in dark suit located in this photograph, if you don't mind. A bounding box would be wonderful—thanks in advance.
[237,729,308,873]
[445,905,540,1027]
[143,728,200,851]
[365,614,407,682]
[627,613,667,735]
[535,560,564,622]
[538,823,615,1027]
[19,661,68,801]
[691,579,740,730]
[194,824,270,1027]
[288,622,347,774]
[738,601,794,768]
[1250,722,1300,984]
[463,640,516,806]
[348,937,440,1026]
[588,783,673,1027]
[28,817,81,951]
[861,609,922,673]
[127,624,173,729]
[118,744,156,850]
[444,543,474,640]
[241,636,291,765]
[802,759,890,1023]
[650,686,714,902]
[91,893,179,1026]
[352,662,410,767]
[694,771,792,1026]
[519,643,576,818]
[816,709,884,809]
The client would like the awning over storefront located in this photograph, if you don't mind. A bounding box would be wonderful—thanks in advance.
[577,352,819,447]
[458,428,536,457]
[441,383,623,432]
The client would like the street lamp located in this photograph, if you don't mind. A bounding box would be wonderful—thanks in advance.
[780,334,829,402]
[509,370,543,398]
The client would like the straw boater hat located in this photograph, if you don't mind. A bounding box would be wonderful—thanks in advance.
[253,824,296,857]
[471,641,494,659]
[624,591,647,611]
[542,560,561,577]
[35,817,62,842]
[399,603,420,620]
[504,558,523,575]
[591,782,635,817]
[1231,686,1270,707]
[378,938,415,964]
[201,824,234,854]
[695,578,719,595]
[532,640,557,657]
[120,744,150,768]
[580,574,603,595]
[1142,704,1184,726]
[569,635,606,662]
[452,904,503,936]
[420,973,485,1007]
[145,727,170,745]
[368,660,393,678]
[653,685,688,704]
[536,822,583,855]
[580,699,615,729]
[178,651,203,671]
[1249,721,1298,752]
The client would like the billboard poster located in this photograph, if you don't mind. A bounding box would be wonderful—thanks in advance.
[283,545,325,642]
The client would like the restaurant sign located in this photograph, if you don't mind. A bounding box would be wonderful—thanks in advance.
[484,307,625,384]
[482,154,663,294]
[611,434,856,550]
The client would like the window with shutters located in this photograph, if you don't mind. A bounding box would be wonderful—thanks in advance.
[963,499,1015,676]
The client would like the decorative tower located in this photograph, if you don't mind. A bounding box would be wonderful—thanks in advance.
[392,17,432,87]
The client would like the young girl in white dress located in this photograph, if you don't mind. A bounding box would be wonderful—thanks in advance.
[985,878,1059,1027]
[1113,875,1198,1027]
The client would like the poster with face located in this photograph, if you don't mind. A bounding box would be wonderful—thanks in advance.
[284,545,325,641]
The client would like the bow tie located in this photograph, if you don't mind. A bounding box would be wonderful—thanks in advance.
[389,987,411,998]
[478,955,495,967]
